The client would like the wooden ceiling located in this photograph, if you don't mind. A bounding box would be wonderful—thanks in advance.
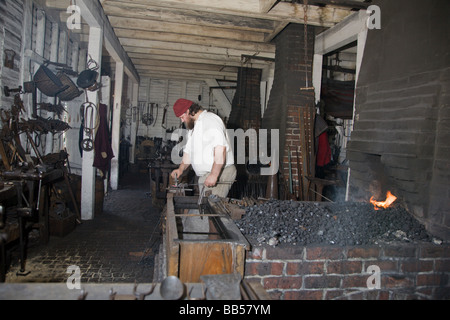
[45,0,370,82]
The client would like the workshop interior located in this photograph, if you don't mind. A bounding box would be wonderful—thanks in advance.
[0,0,449,300]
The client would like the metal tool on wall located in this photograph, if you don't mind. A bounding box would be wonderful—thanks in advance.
[77,56,100,92]
[161,104,169,129]
[80,101,98,152]
[300,0,315,92]
[142,102,154,126]
[153,103,159,127]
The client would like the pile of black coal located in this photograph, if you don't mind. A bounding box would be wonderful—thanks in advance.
[235,200,433,246]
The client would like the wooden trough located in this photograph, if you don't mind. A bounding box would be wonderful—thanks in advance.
[164,193,250,283]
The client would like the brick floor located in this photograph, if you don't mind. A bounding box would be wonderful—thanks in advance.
[4,170,163,285]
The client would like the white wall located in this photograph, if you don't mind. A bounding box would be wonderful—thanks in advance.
[134,77,212,141]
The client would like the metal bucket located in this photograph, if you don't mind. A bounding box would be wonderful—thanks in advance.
[57,72,83,101]
[33,65,66,97]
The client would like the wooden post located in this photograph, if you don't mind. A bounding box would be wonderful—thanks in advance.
[81,26,103,220]
[110,62,124,191]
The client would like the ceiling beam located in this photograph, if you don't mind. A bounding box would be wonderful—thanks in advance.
[108,16,266,43]
[112,28,275,53]
[111,0,353,26]
[259,0,280,13]
[123,46,275,63]
[102,1,276,33]
[114,37,275,58]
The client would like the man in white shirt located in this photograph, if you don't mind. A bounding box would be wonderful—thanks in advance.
[170,98,236,198]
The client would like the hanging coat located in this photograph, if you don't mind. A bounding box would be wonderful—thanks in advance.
[316,131,331,167]
[93,103,114,178]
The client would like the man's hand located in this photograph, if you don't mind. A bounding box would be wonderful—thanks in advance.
[171,168,183,180]
[204,173,218,187]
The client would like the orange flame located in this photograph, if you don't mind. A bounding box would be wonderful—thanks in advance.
[370,191,397,210]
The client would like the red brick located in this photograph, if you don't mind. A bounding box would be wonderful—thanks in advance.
[383,246,417,258]
[347,247,380,259]
[244,262,258,276]
[286,261,324,275]
[324,290,347,300]
[263,276,302,290]
[306,246,344,260]
[341,275,368,288]
[378,290,390,300]
[382,275,414,288]
[435,259,450,272]
[327,261,362,274]
[304,275,341,289]
[417,274,449,286]
[374,260,399,272]
[252,262,284,276]
[263,246,304,260]
[271,262,285,275]
[400,259,433,273]
[284,290,323,300]
[420,245,450,258]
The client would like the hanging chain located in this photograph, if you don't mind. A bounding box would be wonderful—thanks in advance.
[303,0,310,89]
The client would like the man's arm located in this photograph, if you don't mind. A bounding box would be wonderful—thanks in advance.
[204,145,226,187]
[171,152,191,179]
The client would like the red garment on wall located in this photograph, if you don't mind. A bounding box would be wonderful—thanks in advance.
[316,131,331,167]
[93,103,114,177]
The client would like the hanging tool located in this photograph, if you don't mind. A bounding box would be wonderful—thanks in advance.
[142,103,154,126]
[300,0,315,91]
[296,147,304,200]
[161,104,169,129]
[80,102,97,152]
[288,146,293,195]
[153,103,159,127]
[3,86,22,97]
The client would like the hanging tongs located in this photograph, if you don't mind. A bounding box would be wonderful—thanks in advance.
[161,104,169,129]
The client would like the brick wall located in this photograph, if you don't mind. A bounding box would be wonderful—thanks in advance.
[261,23,315,200]
[228,67,262,131]
[245,243,450,300]
[348,0,450,240]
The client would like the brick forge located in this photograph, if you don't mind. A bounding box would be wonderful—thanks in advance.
[261,23,316,201]
[244,243,450,300]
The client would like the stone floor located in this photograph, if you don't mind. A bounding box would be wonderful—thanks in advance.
[4,169,163,285]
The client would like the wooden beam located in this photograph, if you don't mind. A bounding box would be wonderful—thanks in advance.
[123,46,275,61]
[140,71,237,82]
[259,0,280,13]
[264,21,289,42]
[108,16,266,43]
[124,53,271,69]
[135,64,238,79]
[133,60,239,74]
[112,28,275,53]
[102,1,276,33]
[116,38,274,57]
[106,0,353,27]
